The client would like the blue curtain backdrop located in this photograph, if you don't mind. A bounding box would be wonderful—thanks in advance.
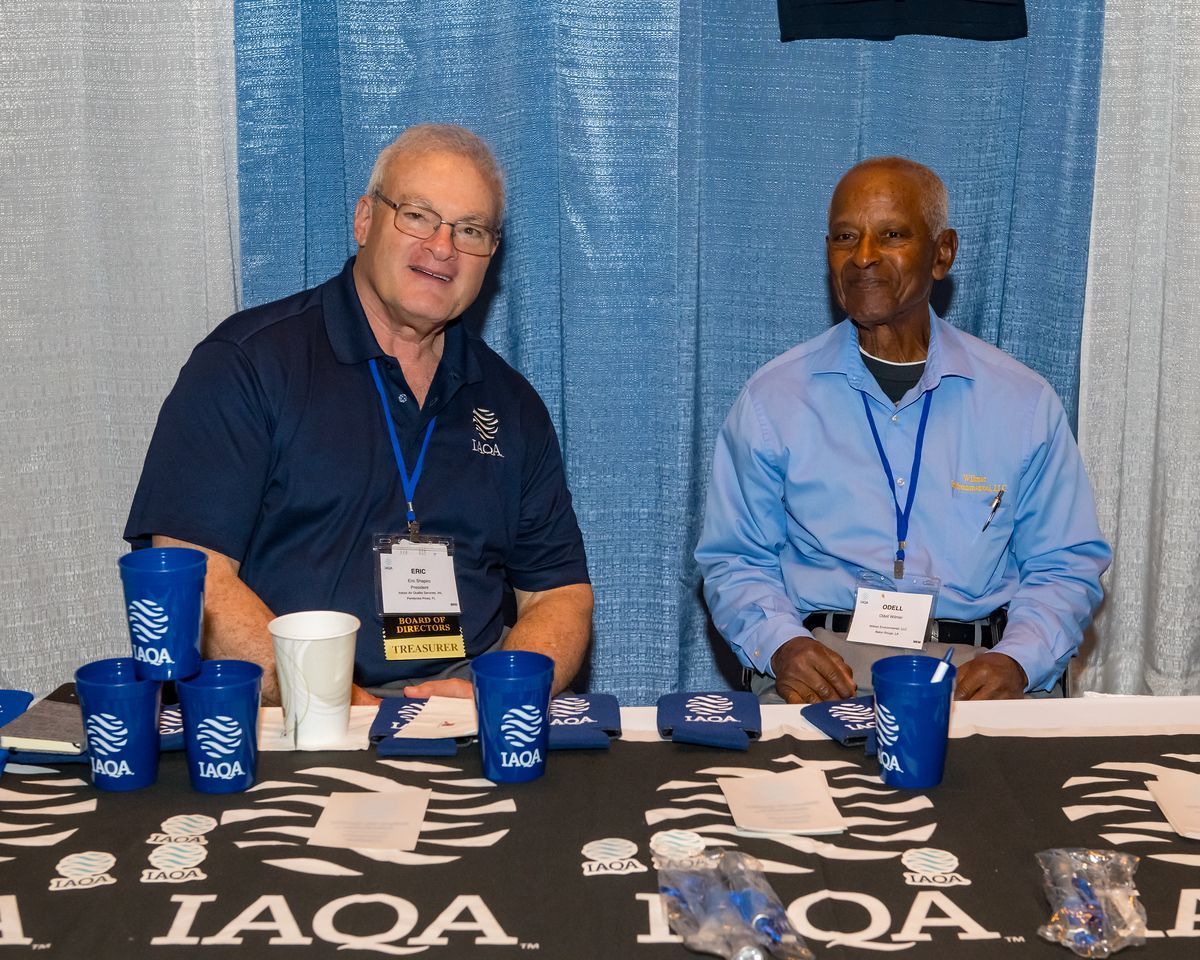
[234,0,1103,703]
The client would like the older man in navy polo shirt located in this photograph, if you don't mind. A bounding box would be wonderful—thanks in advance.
[126,124,593,705]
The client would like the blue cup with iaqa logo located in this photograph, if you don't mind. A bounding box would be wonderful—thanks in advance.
[870,654,956,789]
[75,657,161,791]
[471,651,554,783]
[118,547,207,681]
[176,659,263,793]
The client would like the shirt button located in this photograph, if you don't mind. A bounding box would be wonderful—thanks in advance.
[896,476,906,487]
[397,395,408,403]
[890,414,899,423]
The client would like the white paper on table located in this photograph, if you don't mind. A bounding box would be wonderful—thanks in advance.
[397,696,478,739]
[1147,769,1200,840]
[308,788,431,851]
[718,767,846,835]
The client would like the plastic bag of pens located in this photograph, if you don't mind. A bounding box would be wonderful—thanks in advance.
[1036,848,1147,957]
[658,849,813,960]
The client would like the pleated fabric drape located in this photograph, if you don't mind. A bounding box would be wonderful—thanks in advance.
[1076,2,1200,695]
[233,0,1103,703]
[0,0,240,693]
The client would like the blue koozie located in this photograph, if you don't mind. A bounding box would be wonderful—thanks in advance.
[802,696,876,745]
[870,655,956,789]
[548,694,621,750]
[75,658,161,791]
[119,548,207,681]
[471,651,553,783]
[176,660,263,794]
[370,698,458,757]
[657,692,761,751]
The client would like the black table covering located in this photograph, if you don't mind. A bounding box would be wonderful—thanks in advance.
[1,733,1198,957]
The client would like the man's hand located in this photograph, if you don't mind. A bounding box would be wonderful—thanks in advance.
[350,684,381,707]
[954,652,1026,700]
[402,678,474,700]
[771,636,856,704]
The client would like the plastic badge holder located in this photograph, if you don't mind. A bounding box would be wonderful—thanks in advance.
[1036,848,1147,957]
[658,849,813,960]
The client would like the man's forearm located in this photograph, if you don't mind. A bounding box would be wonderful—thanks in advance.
[151,536,281,705]
[503,583,593,695]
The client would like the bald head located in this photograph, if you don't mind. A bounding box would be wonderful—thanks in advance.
[831,157,949,237]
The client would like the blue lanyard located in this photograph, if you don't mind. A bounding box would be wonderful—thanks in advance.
[861,390,933,580]
[369,358,436,532]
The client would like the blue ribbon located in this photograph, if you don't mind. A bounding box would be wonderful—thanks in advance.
[861,390,933,576]
[369,358,436,526]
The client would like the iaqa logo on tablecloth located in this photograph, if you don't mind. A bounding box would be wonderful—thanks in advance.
[900,847,971,887]
[49,852,116,891]
[141,842,209,885]
[580,838,647,877]
[127,598,175,667]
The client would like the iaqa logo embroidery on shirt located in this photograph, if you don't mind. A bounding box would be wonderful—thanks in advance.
[471,407,504,458]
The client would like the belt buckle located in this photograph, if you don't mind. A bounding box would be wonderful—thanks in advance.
[928,619,939,644]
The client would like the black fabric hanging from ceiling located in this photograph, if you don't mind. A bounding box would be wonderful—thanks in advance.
[778,0,1028,42]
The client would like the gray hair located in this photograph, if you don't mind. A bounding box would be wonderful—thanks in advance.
[365,123,506,220]
[836,156,950,236]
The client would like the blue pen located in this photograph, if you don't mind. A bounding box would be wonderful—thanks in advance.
[931,648,954,683]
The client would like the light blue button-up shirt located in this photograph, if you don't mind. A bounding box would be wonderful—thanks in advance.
[695,313,1111,692]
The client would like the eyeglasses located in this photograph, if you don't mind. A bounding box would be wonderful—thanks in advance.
[373,191,500,256]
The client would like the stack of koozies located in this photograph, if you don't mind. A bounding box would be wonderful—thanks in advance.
[801,695,878,754]
[656,692,761,751]
[370,693,624,757]
[369,697,461,757]
[547,694,620,750]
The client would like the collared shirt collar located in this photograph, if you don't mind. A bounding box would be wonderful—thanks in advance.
[323,256,483,385]
[813,309,978,388]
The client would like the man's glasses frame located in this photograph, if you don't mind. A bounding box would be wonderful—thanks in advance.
[373,190,501,256]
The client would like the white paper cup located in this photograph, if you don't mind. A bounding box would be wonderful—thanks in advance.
[267,611,359,750]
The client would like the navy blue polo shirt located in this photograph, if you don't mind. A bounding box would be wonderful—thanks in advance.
[125,258,589,687]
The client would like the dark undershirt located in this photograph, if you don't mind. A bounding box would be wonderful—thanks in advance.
[860,350,925,404]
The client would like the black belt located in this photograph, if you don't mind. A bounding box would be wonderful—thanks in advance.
[803,608,1006,649]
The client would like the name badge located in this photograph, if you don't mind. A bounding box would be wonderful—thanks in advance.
[844,571,939,650]
[374,535,467,661]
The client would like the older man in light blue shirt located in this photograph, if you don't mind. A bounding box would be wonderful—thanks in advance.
[695,157,1110,702]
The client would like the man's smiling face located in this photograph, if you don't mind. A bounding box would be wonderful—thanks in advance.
[353,149,499,334]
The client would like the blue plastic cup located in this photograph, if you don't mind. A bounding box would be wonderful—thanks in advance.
[118,548,207,681]
[176,660,263,793]
[75,657,161,791]
[871,654,956,789]
[471,651,554,783]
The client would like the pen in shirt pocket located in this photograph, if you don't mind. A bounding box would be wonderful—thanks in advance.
[980,489,1004,532]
